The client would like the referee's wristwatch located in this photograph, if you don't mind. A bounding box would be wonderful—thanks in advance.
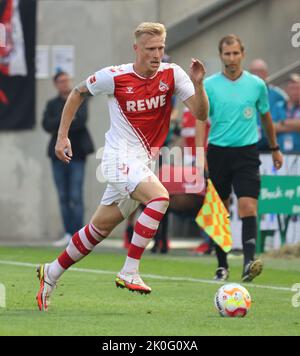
[279,120,285,126]
[269,145,280,152]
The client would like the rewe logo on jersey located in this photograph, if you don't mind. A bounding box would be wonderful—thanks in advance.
[126,95,166,112]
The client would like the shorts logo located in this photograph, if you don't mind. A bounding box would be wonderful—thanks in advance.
[159,81,169,92]
[89,75,96,85]
[243,107,254,119]
[119,163,129,175]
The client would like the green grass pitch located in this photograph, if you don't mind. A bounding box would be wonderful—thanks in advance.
[0,246,299,336]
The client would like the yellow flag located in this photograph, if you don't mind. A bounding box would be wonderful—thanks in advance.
[195,179,232,252]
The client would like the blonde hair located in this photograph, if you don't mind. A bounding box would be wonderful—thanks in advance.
[134,22,166,42]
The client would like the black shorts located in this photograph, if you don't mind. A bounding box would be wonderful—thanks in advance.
[207,144,261,200]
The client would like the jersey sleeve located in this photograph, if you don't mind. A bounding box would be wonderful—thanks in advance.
[86,67,115,96]
[173,64,195,102]
[257,80,270,115]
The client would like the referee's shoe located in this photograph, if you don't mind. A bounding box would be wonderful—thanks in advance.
[242,259,263,282]
[214,267,229,282]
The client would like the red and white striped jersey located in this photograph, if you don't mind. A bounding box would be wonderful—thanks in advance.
[86,62,194,160]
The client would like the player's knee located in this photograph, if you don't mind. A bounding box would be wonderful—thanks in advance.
[70,192,83,206]
[149,194,170,211]
[160,187,170,203]
[238,204,257,218]
[89,220,110,238]
[161,195,170,209]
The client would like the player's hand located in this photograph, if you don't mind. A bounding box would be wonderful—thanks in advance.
[272,150,283,170]
[189,58,206,85]
[55,137,73,164]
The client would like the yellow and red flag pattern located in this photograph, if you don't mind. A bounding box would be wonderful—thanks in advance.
[195,179,232,252]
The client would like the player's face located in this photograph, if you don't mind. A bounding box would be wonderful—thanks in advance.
[220,41,244,74]
[134,34,165,75]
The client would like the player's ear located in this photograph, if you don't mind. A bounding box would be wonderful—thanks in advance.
[241,48,245,59]
[133,43,138,52]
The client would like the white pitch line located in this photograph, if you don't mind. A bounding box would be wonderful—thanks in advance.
[0,259,292,292]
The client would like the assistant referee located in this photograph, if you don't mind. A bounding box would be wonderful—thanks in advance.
[202,34,283,282]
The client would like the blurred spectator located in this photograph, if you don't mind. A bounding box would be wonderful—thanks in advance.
[152,108,211,255]
[181,107,210,166]
[43,72,95,246]
[249,59,288,152]
[275,73,300,153]
[179,108,213,254]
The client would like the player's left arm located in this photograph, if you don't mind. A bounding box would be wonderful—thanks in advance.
[261,111,284,170]
[183,59,209,122]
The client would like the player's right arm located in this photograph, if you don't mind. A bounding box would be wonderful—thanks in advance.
[55,67,115,163]
[55,81,92,163]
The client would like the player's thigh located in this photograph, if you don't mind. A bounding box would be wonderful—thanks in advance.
[90,203,124,235]
[131,174,169,204]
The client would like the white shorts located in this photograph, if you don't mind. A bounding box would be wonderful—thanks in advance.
[100,154,157,218]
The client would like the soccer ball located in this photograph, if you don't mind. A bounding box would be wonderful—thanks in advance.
[214,283,251,317]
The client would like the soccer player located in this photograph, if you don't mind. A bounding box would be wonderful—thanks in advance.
[201,35,283,282]
[36,22,208,311]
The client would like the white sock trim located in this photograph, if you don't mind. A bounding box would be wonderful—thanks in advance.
[121,256,139,274]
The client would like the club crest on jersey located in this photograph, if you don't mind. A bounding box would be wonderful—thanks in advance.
[159,81,169,92]
[243,107,254,119]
